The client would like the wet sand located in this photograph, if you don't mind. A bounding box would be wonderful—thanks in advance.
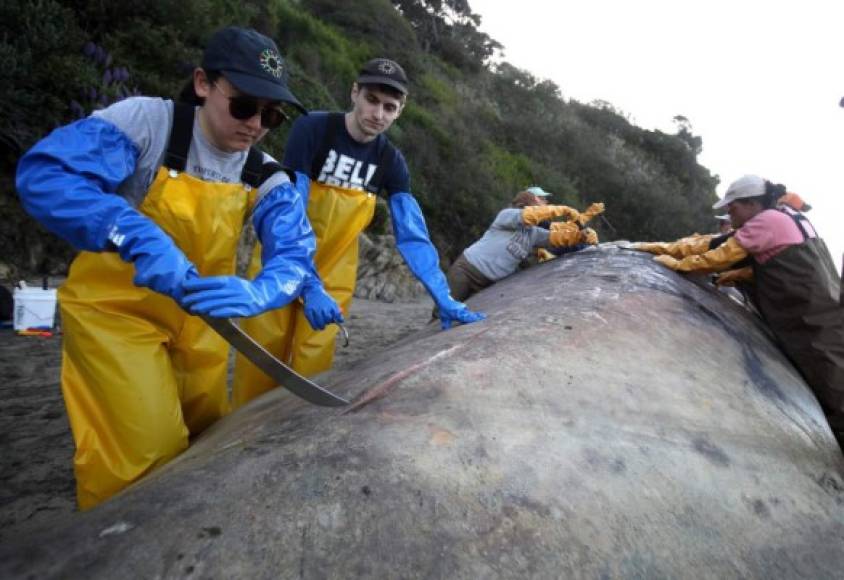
[0,296,434,540]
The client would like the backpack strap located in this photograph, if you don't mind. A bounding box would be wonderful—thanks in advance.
[311,113,346,179]
[163,102,195,172]
[163,103,274,190]
[260,161,293,185]
[240,147,264,188]
[778,206,814,241]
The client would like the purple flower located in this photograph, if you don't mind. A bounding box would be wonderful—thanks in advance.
[83,42,96,58]
[69,100,85,118]
[94,46,106,65]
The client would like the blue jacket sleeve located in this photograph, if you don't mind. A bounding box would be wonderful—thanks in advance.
[16,117,141,251]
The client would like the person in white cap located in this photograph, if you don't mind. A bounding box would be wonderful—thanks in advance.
[441,187,604,305]
[652,174,844,447]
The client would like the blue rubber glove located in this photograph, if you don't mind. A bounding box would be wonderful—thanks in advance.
[181,274,300,317]
[183,178,313,318]
[108,207,199,304]
[389,192,486,330]
[283,169,344,329]
[301,281,344,330]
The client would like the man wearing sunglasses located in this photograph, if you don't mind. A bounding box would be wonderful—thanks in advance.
[233,58,486,408]
[16,27,316,509]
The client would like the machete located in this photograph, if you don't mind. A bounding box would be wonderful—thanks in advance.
[201,315,349,407]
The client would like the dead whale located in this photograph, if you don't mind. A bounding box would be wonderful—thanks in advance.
[2,246,843,579]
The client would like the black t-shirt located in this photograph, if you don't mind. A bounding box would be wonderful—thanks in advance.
[282,111,410,195]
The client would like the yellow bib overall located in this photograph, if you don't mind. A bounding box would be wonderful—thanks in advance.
[232,182,375,407]
[58,166,256,509]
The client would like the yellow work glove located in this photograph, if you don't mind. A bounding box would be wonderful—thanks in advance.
[714,266,754,287]
[581,227,599,245]
[632,234,713,258]
[577,202,605,226]
[522,205,581,226]
[653,236,747,273]
[548,221,581,247]
[536,248,556,263]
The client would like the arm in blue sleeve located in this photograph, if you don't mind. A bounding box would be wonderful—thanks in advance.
[16,117,140,250]
[16,117,198,303]
[251,179,314,296]
[182,179,315,318]
[287,169,344,330]
[270,168,320,295]
[389,192,485,330]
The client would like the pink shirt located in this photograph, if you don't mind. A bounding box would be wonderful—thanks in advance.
[734,209,811,264]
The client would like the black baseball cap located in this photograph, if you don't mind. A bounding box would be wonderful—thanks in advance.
[202,26,306,114]
[356,58,409,95]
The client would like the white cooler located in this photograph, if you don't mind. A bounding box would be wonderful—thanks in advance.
[13,285,57,331]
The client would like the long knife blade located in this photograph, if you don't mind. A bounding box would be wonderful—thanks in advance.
[202,315,349,407]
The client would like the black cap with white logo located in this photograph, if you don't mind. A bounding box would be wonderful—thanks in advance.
[356,58,409,95]
[202,26,306,113]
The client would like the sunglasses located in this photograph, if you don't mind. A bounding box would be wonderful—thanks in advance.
[213,82,289,129]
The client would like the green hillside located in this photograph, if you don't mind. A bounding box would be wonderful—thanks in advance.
[0,0,719,277]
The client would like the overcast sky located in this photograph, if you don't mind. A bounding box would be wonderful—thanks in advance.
[472,0,843,272]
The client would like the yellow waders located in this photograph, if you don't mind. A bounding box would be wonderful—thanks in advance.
[232,182,375,407]
[58,167,255,509]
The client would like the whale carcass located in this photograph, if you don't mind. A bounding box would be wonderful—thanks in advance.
[2,246,843,579]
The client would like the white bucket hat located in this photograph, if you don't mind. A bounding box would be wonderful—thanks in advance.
[712,175,766,210]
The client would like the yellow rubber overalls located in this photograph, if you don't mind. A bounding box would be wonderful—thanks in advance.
[232,180,375,407]
[58,109,258,509]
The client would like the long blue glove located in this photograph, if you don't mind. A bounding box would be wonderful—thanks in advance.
[389,192,486,330]
[182,179,313,318]
[181,274,299,317]
[108,207,199,304]
[289,169,344,329]
[16,117,199,303]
